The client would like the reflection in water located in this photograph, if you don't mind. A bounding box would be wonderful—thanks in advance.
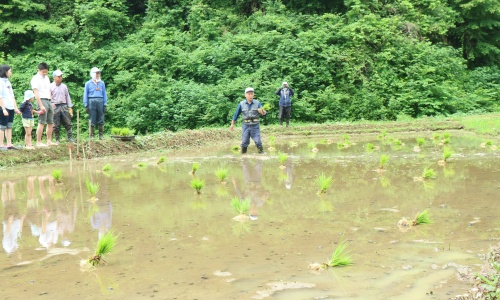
[90,201,112,239]
[2,181,24,255]
[232,158,269,220]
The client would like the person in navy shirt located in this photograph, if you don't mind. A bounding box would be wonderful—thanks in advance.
[230,87,267,154]
[19,90,42,149]
[83,67,107,140]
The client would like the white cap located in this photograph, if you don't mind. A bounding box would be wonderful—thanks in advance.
[90,67,101,74]
[24,90,35,100]
[245,87,254,93]
[282,82,288,85]
[52,70,63,77]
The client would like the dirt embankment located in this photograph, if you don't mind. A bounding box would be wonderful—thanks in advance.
[0,119,466,168]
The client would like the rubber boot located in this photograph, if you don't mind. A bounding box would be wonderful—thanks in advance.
[98,125,104,140]
[257,145,264,154]
[90,126,95,139]
[241,147,247,154]
[67,132,74,143]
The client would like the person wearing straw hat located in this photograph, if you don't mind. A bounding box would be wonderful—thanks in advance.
[83,67,107,140]
[19,90,42,149]
[50,69,74,143]
[230,87,266,154]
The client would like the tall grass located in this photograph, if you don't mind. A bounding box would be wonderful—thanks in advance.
[51,169,62,182]
[85,179,99,199]
[214,168,228,182]
[231,197,251,215]
[277,152,289,165]
[317,173,333,194]
[191,178,205,194]
[328,236,353,267]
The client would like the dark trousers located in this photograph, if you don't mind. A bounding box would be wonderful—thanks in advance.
[89,97,104,126]
[279,106,291,125]
[54,104,72,137]
[241,123,262,148]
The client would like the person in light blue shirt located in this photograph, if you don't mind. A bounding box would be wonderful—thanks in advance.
[83,67,107,140]
[230,87,267,154]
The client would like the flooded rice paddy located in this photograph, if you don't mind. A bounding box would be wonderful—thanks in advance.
[1,131,499,300]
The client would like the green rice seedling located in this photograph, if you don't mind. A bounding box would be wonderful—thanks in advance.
[85,230,119,267]
[316,173,333,194]
[85,179,100,201]
[412,209,431,225]
[379,154,389,170]
[111,127,121,135]
[337,142,346,150]
[432,133,441,140]
[365,143,375,151]
[157,156,166,165]
[342,134,350,143]
[191,178,205,194]
[485,140,493,146]
[51,169,62,182]
[328,235,353,267]
[422,167,437,179]
[442,137,450,144]
[393,139,403,146]
[377,131,388,140]
[319,138,327,145]
[137,162,147,168]
[231,197,251,215]
[443,147,453,162]
[269,136,276,147]
[191,162,200,175]
[102,163,112,172]
[214,168,228,183]
[231,145,240,153]
[416,137,425,147]
[443,132,450,139]
[119,128,135,136]
[277,152,288,166]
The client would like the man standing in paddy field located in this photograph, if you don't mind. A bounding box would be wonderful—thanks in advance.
[230,87,267,154]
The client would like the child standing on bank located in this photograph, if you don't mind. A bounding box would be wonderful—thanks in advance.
[19,90,42,149]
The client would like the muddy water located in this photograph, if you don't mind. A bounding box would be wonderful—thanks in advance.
[1,132,499,300]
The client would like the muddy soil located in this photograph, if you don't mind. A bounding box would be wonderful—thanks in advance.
[0,120,465,168]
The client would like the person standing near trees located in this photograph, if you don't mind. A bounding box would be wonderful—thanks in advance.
[50,70,74,143]
[230,87,267,154]
[275,82,294,127]
[31,62,55,147]
[83,67,107,140]
[0,64,21,150]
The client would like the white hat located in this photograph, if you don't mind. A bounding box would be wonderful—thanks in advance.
[52,70,63,77]
[245,87,254,93]
[282,82,288,85]
[90,67,101,74]
[24,90,35,100]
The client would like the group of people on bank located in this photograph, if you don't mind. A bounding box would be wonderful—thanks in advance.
[0,63,107,150]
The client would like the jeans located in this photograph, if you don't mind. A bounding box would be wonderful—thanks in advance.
[241,123,262,148]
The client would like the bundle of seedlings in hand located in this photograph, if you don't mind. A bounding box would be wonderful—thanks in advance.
[277,152,289,167]
[85,179,100,201]
[316,173,333,195]
[231,197,251,215]
[51,169,62,183]
[83,230,118,268]
[190,162,200,175]
[413,209,431,225]
[191,178,205,194]
[214,167,228,183]
[157,156,166,164]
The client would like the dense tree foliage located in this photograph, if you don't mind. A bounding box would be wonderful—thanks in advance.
[1,0,499,139]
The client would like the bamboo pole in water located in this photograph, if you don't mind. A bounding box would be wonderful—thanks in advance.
[76,111,80,157]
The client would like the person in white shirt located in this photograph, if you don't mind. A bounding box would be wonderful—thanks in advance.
[30,62,56,147]
[0,64,21,150]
